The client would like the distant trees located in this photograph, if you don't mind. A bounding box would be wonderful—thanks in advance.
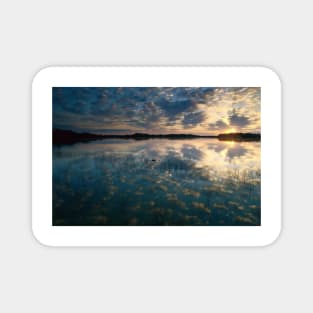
[217,133,261,141]
[53,129,261,145]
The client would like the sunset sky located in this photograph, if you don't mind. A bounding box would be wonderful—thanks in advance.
[53,87,260,135]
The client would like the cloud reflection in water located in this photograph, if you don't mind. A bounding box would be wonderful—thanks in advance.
[53,138,260,226]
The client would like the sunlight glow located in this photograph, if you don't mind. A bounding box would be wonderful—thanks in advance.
[225,128,237,134]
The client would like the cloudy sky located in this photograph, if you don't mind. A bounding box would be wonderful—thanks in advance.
[53,87,260,135]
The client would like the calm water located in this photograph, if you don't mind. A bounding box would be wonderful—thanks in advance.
[53,139,261,226]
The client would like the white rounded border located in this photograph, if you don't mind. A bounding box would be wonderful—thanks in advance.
[32,67,281,247]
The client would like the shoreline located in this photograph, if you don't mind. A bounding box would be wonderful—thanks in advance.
[53,129,261,145]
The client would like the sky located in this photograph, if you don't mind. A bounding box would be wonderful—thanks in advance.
[53,87,260,135]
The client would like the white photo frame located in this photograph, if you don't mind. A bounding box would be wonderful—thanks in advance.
[32,67,281,246]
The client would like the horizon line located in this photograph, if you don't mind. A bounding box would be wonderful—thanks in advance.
[53,128,261,137]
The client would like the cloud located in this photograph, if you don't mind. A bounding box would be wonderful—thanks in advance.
[182,111,206,128]
[229,110,250,128]
[53,87,260,134]
[208,119,229,131]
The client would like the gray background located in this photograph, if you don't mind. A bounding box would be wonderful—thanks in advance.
[0,0,311,312]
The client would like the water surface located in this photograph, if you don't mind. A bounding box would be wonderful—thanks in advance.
[53,138,260,226]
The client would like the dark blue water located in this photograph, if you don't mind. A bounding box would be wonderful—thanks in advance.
[53,139,260,226]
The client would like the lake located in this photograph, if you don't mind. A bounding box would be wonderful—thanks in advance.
[53,138,260,226]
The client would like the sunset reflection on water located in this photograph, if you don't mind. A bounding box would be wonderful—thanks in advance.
[53,138,260,226]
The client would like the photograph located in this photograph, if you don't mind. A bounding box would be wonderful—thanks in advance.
[53,87,261,226]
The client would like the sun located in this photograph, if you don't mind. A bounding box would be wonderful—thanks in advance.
[225,128,237,134]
